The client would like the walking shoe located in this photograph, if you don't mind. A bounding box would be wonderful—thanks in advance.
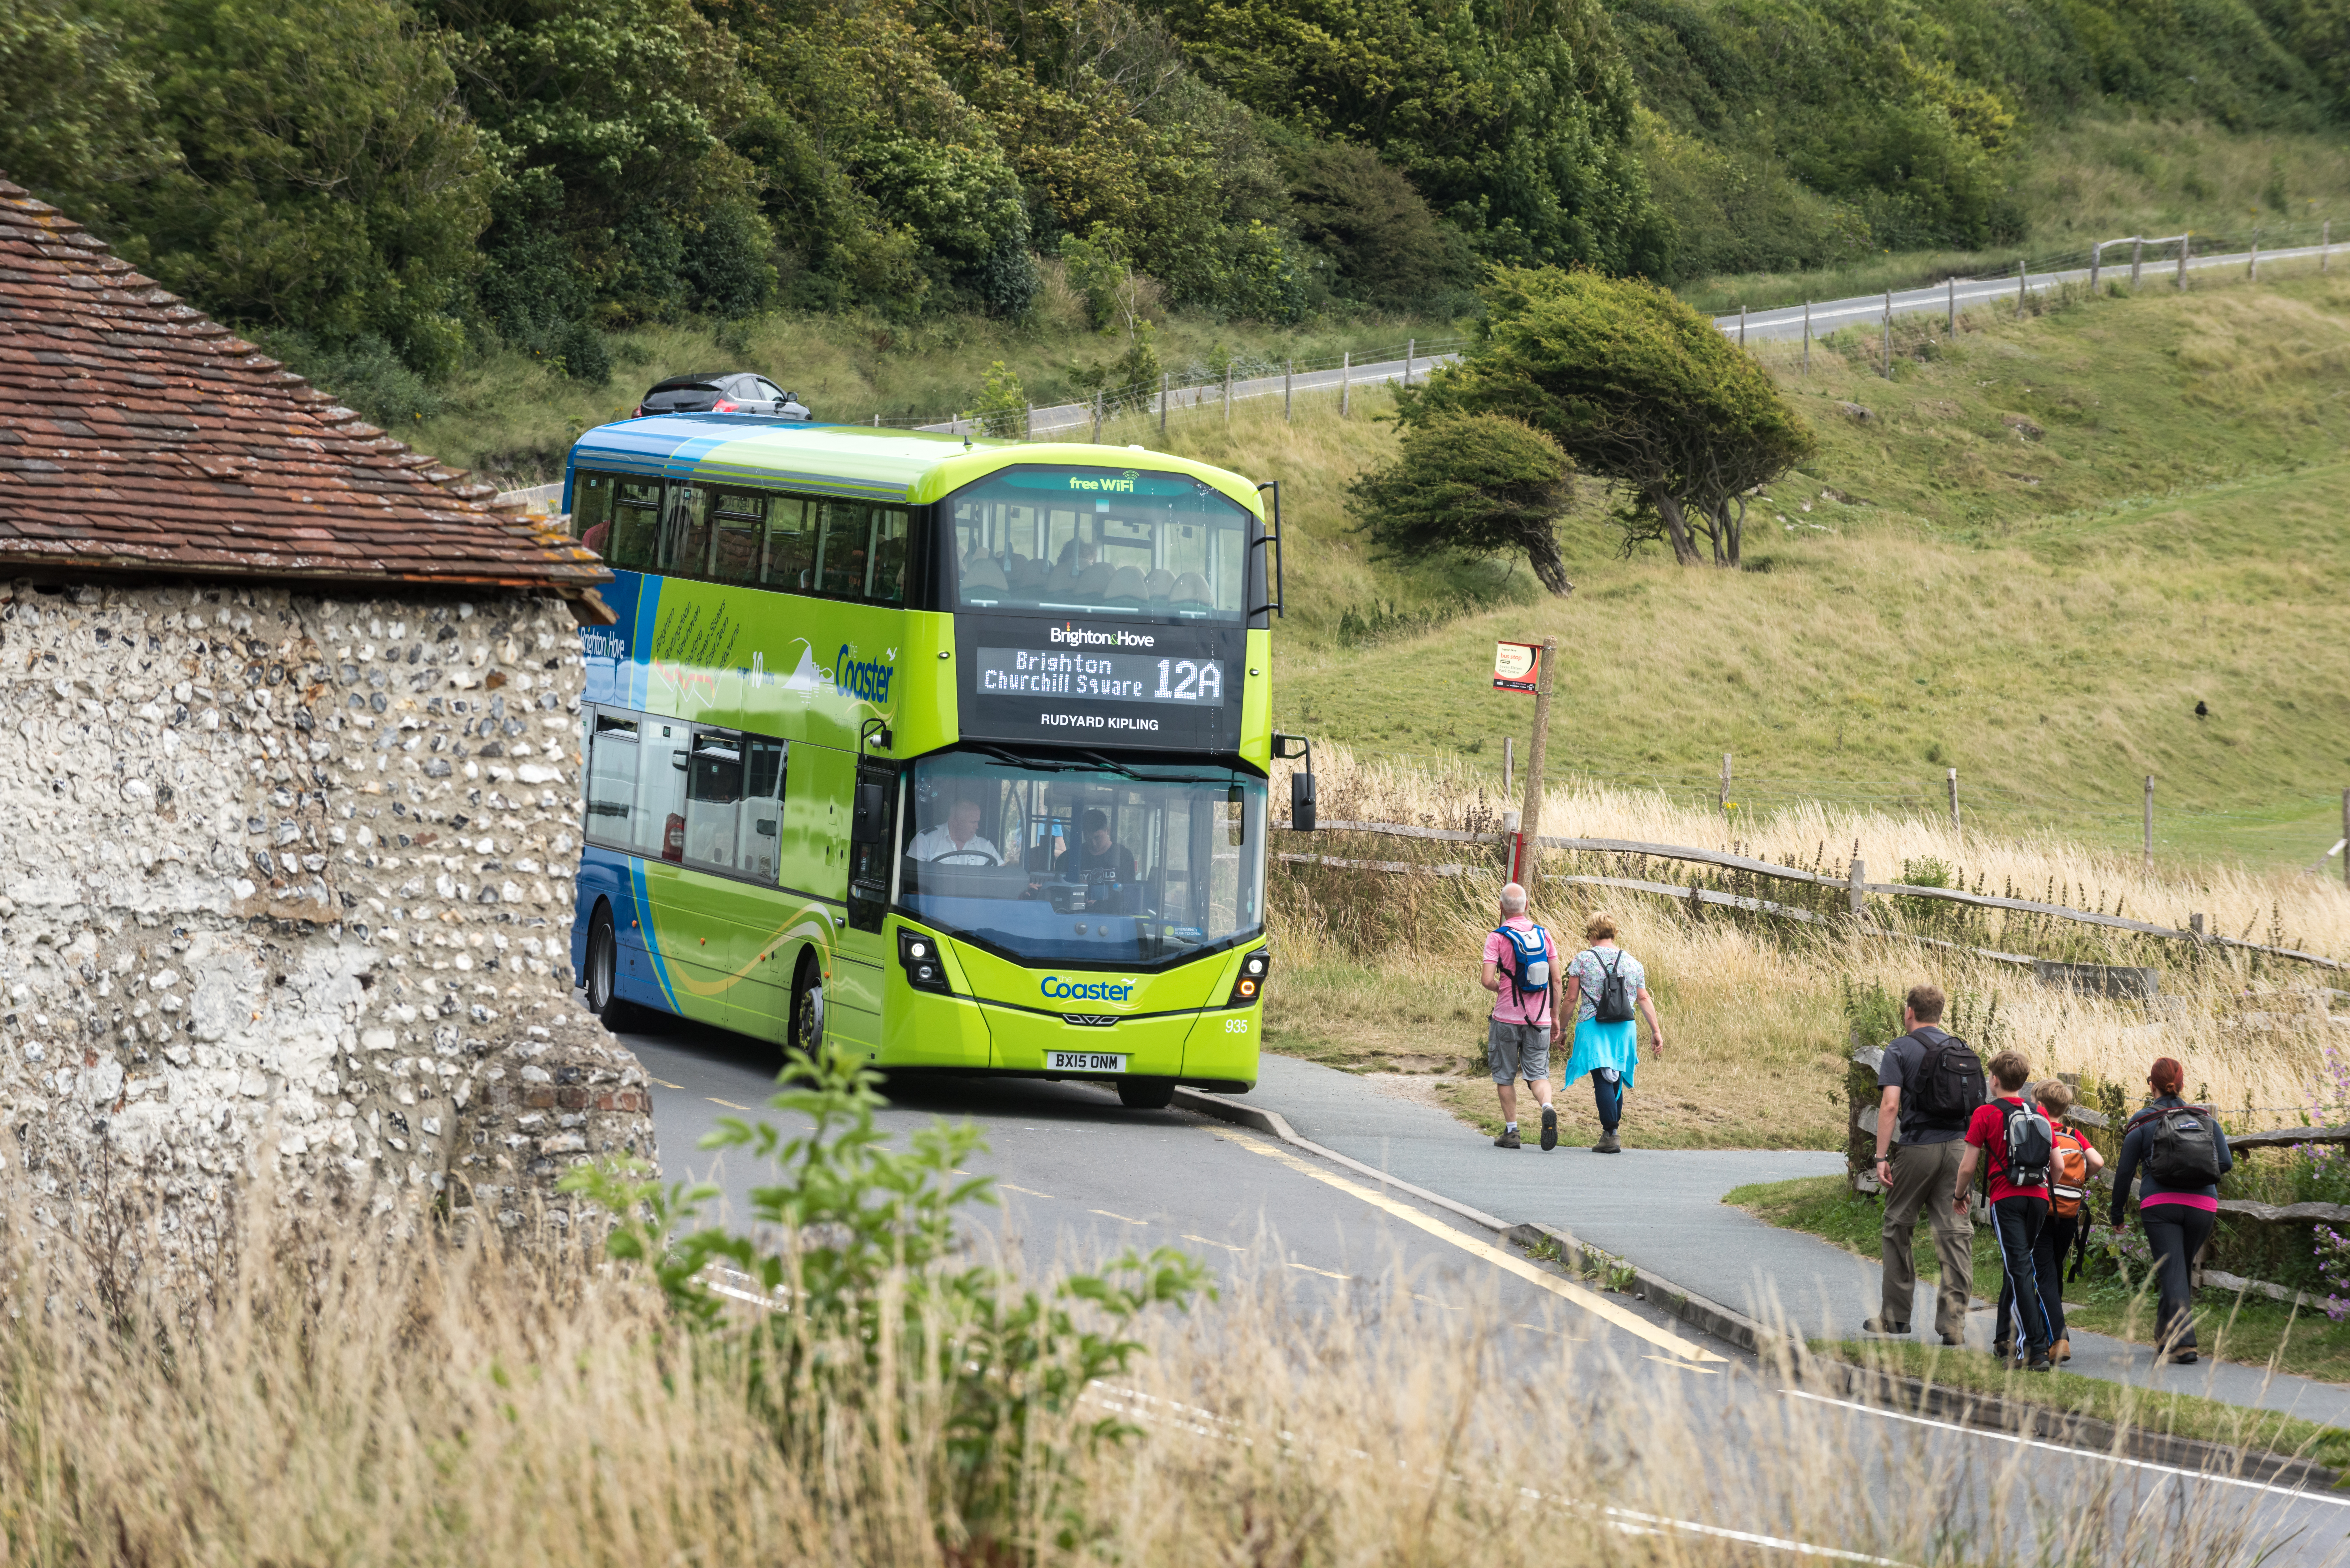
[2052,1337,2071,1364]
[1593,1128,1622,1154]
[1860,1317,1911,1337]
[1540,1105,1558,1151]
[1991,1339,2013,1363]
[1939,1333,1964,1347]
[2024,1349,2053,1372]
[1494,1126,1522,1149]
[2165,1349,2199,1365]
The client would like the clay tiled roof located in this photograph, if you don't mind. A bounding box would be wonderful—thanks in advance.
[0,175,610,613]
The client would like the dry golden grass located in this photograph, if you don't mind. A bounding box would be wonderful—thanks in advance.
[1264,744,2346,1147]
[0,1180,2299,1568]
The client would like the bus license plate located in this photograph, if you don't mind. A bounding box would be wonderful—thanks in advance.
[1049,1051,1128,1074]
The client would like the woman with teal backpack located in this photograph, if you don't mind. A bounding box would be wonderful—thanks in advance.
[1559,913,1666,1153]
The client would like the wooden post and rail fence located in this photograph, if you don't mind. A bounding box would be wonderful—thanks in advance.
[1272,817,2348,977]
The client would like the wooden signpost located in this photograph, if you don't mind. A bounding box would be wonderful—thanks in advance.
[1494,638,1557,895]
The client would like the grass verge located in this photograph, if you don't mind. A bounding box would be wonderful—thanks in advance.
[1810,1338,2350,1478]
[1735,1174,2350,1384]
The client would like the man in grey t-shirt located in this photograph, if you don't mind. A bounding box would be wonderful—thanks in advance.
[1865,984,1975,1343]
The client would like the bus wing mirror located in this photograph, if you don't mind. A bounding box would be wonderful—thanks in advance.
[1289,770,1316,832]
[1270,732,1310,761]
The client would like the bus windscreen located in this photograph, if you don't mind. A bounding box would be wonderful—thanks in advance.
[900,752,1265,964]
[947,467,1253,622]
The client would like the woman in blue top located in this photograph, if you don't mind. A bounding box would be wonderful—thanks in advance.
[1558,913,1665,1154]
[2107,1056,2232,1365]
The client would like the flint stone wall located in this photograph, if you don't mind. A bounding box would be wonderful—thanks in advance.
[0,579,653,1226]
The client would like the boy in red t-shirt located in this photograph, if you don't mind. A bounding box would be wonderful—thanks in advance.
[1953,1050,2056,1370]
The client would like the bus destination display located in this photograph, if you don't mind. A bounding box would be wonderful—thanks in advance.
[974,646,1226,706]
[957,618,1243,750]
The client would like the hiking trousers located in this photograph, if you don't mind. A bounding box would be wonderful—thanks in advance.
[1881,1139,1974,1338]
[2141,1205,2215,1354]
[1988,1196,2053,1353]
[2002,1212,2077,1344]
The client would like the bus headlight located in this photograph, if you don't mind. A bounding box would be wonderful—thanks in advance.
[897,928,952,994]
[1226,948,1271,1008]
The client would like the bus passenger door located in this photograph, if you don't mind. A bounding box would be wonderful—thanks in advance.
[827,758,896,1049]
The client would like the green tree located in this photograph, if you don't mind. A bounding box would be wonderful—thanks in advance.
[1347,412,1577,594]
[1407,266,1815,569]
[432,0,772,328]
[100,0,492,374]
[0,0,175,223]
[1148,0,1664,273]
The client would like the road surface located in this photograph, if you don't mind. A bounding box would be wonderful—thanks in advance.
[1714,240,2336,343]
[593,1004,2350,1565]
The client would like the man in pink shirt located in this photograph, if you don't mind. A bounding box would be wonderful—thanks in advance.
[1480,882,1560,1150]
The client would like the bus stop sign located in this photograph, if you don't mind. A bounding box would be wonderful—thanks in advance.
[1493,641,1540,693]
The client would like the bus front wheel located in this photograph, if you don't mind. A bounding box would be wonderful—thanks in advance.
[1117,1076,1176,1111]
[789,953,825,1056]
[585,906,642,1031]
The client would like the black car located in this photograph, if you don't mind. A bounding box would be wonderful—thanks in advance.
[633,372,810,420]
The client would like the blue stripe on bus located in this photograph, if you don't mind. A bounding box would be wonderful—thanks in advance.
[628,856,683,1010]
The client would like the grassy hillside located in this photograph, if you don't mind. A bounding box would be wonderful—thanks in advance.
[1113,259,2350,869]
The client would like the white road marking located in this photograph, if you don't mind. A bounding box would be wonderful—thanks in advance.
[705,1096,753,1111]
[1183,1234,1246,1253]
[1783,1389,2350,1507]
[997,1182,1052,1199]
[1090,1208,1150,1226]
[649,1076,685,1089]
[1288,1261,1353,1281]
[1212,1129,1723,1362]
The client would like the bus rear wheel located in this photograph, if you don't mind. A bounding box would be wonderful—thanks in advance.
[1117,1076,1176,1110]
[585,906,642,1032]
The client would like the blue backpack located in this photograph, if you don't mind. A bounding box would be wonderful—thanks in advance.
[1495,923,1552,1017]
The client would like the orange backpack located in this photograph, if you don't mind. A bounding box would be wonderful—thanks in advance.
[2048,1132,2090,1219]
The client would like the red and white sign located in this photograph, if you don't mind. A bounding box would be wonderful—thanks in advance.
[1493,641,1541,694]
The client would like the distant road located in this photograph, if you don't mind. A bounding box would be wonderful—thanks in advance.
[1714,239,2334,343]
[918,353,1452,437]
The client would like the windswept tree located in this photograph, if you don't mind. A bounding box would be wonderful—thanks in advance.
[1346,411,1576,595]
[1406,266,1816,568]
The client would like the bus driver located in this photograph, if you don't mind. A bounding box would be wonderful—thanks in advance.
[910,797,1001,863]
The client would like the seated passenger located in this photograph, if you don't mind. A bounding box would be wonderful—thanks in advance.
[1044,538,1097,592]
[1035,809,1138,910]
[908,797,1001,864]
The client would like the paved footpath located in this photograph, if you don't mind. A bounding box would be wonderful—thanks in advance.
[1224,1054,2350,1429]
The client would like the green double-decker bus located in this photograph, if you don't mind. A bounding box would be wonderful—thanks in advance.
[564,416,1291,1107]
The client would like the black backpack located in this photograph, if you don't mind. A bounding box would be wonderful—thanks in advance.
[2001,1100,2054,1188]
[2144,1105,2226,1185]
[1905,1029,1985,1130]
[1588,949,1635,1024]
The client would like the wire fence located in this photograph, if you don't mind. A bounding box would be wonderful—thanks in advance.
[851,334,1474,436]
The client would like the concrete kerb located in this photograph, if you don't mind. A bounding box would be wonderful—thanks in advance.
[1170,1088,2342,1493]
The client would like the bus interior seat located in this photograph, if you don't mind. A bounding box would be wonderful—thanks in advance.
[1142,568,1175,601]
[1104,566,1147,602]
[1074,562,1116,596]
[961,557,1009,590]
[1171,570,1212,606]
[1010,556,1048,590]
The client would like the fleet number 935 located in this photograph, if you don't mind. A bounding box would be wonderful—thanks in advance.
[1224,1019,1250,1033]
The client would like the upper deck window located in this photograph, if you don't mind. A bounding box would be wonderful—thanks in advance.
[946,467,1254,622]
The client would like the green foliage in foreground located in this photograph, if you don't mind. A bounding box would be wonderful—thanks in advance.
[563,1041,1209,1560]
[1406,268,1816,567]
